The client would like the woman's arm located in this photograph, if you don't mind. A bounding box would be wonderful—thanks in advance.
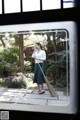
[32,52,35,58]
[32,51,36,58]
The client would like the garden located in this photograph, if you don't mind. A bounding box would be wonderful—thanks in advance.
[0,29,70,95]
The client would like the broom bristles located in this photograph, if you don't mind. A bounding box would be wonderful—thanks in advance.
[44,76,58,97]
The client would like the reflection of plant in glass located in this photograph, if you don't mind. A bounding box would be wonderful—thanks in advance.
[24,60,32,72]
[46,30,69,88]
[0,30,69,89]
[0,78,5,86]
[0,45,19,76]
[5,75,27,88]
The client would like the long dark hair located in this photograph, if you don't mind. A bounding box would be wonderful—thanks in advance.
[36,42,42,49]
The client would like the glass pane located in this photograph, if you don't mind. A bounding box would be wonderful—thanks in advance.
[0,22,78,114]
[0,0,2,14]
[22,0,40,12]
[0,29,69,101]
[42,0,61,10]
[63,0,75,8]
[4,0,20,13]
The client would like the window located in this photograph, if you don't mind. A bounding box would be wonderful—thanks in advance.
[0,22,78,114]
[1,0,77,14]
[4,0,20,13]
[63,0,75,8]
[22,0,40,12]
[42,0,61,10]
[0,0,2,14]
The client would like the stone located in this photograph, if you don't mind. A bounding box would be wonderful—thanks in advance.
[2,92,24,97]
[11,97,47,105]
[24,93,57,100]
[0,96,13,102]
[47,99,69,106]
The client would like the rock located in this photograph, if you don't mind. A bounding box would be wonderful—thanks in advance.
[25,73,34,79]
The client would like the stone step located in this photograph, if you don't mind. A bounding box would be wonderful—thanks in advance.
[33,89,64,96]
[2,89,33,97]
[56,91,64,96]
[2,92,25,97]
[0,92,6,96]
[58,96,70,101]
[6,88,27,93]
[10,97,47,105]
[24,93,58,100]
[10,95,70,106]
[47,98,70,106]
[0,87,7,92]
[0,95,13,102]
[33,89,51,95]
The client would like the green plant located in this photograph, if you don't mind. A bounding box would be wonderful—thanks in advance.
[46,63,67,87]
[24,61,32,72]
[46,64,61,79]
[6,75,27,88]
[0,45,19,77]
[55,74,67,87]
[46,50,69,88]
[0,78,5,86]
[2,46,19,64]
[0,61,7,75]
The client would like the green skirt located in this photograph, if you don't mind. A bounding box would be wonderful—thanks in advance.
[33,63,46,85]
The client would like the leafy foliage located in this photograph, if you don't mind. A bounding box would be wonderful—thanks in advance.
[46,64,61,80]
[0,45,19,76]
[0,78,5,86]
[55,74,67,87]
[2,45,19,64]
[24,60,32,72]
[46,52,69,87]
[5,75,27,88]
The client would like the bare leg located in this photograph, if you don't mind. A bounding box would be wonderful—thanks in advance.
[38,84,45,94]
[41,84,45,91]
[38,84,42,91]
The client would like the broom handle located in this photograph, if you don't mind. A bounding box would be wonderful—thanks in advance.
[38,63,58,97]
[38,63,46,78]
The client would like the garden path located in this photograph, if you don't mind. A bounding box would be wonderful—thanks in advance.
[0,83,70,106]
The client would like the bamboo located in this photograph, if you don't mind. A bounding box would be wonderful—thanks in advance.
[38,63,58,97]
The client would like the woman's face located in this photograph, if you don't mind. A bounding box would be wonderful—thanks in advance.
[34,44,40,50]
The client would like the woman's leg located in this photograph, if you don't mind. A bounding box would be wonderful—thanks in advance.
[38,84,42,91]
[41,84,45,91]
[38,84,45,94]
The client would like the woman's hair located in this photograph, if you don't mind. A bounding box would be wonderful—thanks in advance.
[36,42,42,49]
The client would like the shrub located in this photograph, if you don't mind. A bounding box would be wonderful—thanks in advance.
[24,61,32,72]
[46,63,67,87]
[0,45,19,76]
[46,64,61,80]
[0,78,5,86]
[0,61,7,76]
[2,46,19,64]
[55,74,67,87]
[6,75,27,88]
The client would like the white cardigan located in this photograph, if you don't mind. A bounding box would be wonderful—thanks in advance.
[32,50,46,63]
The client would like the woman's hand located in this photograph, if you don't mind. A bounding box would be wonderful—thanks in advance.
[34,57,39,60]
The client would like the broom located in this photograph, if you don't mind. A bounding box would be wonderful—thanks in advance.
[38,63,58,97]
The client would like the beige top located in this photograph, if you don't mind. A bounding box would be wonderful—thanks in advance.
[32,50,46,63]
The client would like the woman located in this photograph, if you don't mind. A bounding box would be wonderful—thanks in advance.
[32,42,46,94]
